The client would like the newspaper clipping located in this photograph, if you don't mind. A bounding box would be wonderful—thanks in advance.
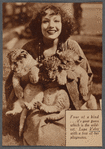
[66,110,102,146]
[2,2,102,146]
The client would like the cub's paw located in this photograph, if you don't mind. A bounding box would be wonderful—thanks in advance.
[57,77,67,85]
[80,86,88,101]
[67,70,78,81]
[82,95,88,102]
[80,86,88,96]
[5,109,22,115]
[37,101,47,112]
[36,101,42,109]
[57,70,67,85]
[14,86,24,98]
[38,104,49,113]
[80,102,88,110]
[29,67,39,84]
[29,74,39,84]
[24,102,34,110]
[5,111,14,116]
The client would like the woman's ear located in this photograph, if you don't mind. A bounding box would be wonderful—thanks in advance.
[74,55,83,64]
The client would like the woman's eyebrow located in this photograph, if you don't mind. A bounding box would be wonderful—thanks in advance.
[53,16,60,19]
[42,15,61,20]
[53,16,61,20]
[42,17,49,20]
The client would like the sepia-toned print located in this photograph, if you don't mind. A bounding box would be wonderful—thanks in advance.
[2,2,102,146]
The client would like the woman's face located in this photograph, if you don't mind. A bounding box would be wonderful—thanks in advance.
[41,9,62,40]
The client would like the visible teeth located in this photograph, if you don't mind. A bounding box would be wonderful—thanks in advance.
[47,30,56,34]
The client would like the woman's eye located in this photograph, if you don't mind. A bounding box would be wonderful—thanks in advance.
[42,20,49,23]
[54,20,60,22]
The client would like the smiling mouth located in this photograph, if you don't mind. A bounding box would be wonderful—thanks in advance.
[47,30,57,34]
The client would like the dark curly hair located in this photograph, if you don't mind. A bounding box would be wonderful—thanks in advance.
[29,4,74,43]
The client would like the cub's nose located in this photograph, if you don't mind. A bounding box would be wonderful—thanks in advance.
[11,65,14,71]
[11,64,17,72]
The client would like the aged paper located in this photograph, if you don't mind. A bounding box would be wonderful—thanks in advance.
[66,110,102,146]
[2,2,102,147]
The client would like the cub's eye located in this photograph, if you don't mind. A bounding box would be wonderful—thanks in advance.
[13,62,17,65]
[19,60,23,63]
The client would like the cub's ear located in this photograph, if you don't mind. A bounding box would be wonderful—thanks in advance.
[20,49,28,58]
[57,50,63,56]
[74,55,83,64]
[7,50,14,59]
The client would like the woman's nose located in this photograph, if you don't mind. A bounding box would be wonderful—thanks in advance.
[49,20,54,28]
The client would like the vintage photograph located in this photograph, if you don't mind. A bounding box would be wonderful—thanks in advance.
[2,2,102,146]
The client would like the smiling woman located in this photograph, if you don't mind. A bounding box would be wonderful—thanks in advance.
[5,4,97,146]
[29,5,73,43]
[41,9,62,40]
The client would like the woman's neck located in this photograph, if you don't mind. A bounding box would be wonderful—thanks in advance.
[43,37,59,48]
[42,37,59,57]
